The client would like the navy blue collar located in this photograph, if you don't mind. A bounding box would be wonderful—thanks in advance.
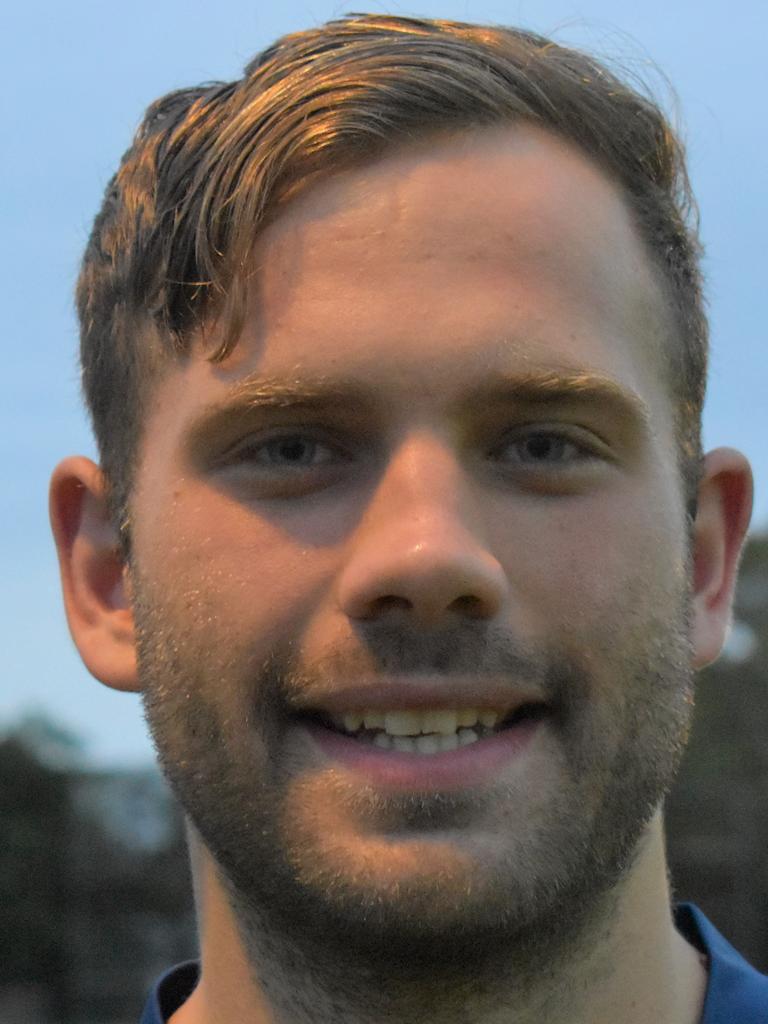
[140,903,768,1023]
[140,960,199,1024]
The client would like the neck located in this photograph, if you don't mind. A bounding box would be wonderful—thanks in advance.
[170,813,706,1024]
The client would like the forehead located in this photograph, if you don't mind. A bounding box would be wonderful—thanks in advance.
[232,125,669,377]
[267,126,646,279]
[146,125,676,447]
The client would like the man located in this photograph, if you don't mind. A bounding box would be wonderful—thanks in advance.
[49,13,763,1024]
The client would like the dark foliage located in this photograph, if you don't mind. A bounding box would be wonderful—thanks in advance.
[667,532,768,969]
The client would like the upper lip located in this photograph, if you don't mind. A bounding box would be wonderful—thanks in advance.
[288,676,547,715]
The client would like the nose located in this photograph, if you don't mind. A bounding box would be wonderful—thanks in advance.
[335,436,509,627]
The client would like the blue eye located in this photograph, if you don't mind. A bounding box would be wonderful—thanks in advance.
[257,436,331,466]
[214,430,355,499]
[229,433,341,469]
[494,430,591,466]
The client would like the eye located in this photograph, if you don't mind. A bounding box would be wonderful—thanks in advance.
[214,430,355,499]
[485,425,614,496]
[492,428,597,467]
[242,434,338,468]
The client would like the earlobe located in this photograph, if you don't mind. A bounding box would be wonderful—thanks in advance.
[49,456,141,692]
[690,447,753,669]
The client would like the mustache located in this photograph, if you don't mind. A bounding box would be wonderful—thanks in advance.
[260,623,584,711]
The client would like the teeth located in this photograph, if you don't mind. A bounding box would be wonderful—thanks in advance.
[415,734,441,754]
[374,729,480,754]
[422,709,458,735]
[384,710,424,736]
[363,710,386,729]
[378,708,498,737]
[393,736,417,752]
[458,727,480,746]
[326,708,507,741]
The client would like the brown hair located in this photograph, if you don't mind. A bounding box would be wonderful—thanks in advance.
[77,13,706,541]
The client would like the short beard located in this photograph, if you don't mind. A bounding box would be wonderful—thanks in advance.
[136,573,694,999]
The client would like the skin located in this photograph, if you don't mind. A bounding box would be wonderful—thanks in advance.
[51,126,752,1024]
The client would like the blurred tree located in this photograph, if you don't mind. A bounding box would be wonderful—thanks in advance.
[667,533,768,969]
[0,720,195,1023]
[0,733,77,1020]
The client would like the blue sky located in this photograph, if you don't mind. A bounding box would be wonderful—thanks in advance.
[4,0,766,767]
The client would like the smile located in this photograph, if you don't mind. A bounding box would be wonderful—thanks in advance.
[320,705,548,755]
[295,695,550,790]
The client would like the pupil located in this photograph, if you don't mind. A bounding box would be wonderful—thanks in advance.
[526,436,557,459]
[279,439,310,462]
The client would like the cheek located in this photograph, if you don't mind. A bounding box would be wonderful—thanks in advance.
[136,486,342,655]
[491,487,688,638]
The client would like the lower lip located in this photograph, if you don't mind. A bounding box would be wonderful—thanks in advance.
[301,718,543,791]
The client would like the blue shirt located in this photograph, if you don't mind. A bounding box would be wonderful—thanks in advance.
[140,904,768,1023]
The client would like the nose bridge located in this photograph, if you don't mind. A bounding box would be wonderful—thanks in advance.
[374,429,465,516]
[335,433,509,625]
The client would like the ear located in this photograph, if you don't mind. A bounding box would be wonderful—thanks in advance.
[690,447,753,669]
[49,456,140,692]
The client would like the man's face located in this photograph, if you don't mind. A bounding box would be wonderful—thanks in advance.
[131,126,693,962]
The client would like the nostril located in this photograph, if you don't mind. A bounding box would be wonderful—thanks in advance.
[449,594,486,617]
[369,595,412,616]
[338,545,509,624]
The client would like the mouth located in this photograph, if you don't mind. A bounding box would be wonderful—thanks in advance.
[303,703,549,754]
[294,699,549,790]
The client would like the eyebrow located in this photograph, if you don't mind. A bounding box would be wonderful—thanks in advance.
[184,374,373,453]
[467,369,652,428]
[217,373,371,410]
[186,366,651,443]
